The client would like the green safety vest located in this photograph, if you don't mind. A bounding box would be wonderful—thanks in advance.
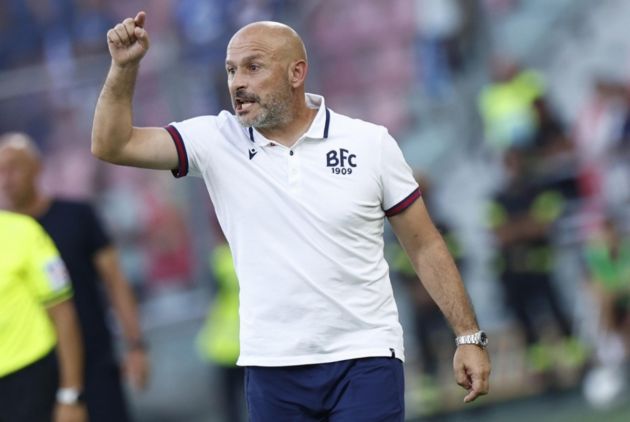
[197,243,240,366]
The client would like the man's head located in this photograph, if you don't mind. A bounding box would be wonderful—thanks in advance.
[0,133,42,210]
[226,21,308,129]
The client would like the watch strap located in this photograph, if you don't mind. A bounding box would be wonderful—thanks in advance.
[455,330,488,348]
[56,388,85,405]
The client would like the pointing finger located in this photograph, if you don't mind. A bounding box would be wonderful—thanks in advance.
[134,11,146,28]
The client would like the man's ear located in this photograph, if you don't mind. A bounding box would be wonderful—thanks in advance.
[288,60,307,88]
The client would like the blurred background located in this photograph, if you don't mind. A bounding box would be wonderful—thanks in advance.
[1,0,630,421]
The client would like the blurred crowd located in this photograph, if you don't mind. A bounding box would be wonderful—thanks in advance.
[1,0,630,420]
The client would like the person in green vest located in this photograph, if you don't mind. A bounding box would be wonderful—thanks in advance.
[583,215,630,367]
[0,210,86,422]
[487,147,586,375]
[478,58,545,153]
[197,234,243,421]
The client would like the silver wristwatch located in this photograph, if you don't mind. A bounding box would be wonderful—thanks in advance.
[56,388,85,405]
[455,330,488,348]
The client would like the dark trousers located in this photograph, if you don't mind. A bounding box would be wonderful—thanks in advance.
[246,357,405,422]
[215,365,245,422]
[84,354,131,422]
[0,351,57,422]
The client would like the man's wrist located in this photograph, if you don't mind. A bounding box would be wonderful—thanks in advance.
[126,338,148,352]
[111,60,141,72]
[56,387,85,405]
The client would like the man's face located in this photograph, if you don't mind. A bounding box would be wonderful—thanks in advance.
[0,146,38,208]
[225,34,294,129]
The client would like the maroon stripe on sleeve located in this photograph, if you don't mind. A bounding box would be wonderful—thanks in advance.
[385,188,421,217]
[165,125,188,178]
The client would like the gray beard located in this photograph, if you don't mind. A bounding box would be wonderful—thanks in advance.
[237,90,293,129]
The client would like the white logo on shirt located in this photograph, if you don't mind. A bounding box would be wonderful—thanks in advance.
[45,258,70,291]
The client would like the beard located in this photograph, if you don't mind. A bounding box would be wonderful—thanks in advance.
[234,82,294,129]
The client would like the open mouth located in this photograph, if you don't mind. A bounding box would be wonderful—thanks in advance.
[234,97,258,114]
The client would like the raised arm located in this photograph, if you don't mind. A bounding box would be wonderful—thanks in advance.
[389,198,490,403]
[91,11,177,170]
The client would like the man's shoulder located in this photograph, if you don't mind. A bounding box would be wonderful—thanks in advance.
[328,109,388,139]
[173,111,240,133]
[0,211,45,249]
[0,210,37,232]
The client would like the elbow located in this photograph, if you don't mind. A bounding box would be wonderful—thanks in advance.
[91,142,112,163]
[91,136,120,164]
[90,140,106,161]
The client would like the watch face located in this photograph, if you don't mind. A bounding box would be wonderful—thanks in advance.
[479,331,488,346]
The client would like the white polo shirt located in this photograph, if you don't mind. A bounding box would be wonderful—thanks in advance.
[167,94,420,366]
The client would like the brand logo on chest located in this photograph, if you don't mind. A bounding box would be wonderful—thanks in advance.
[326,148,357,175]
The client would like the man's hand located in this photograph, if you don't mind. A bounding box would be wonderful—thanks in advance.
[107,11,150,67]
[54,403,87,422]
[453,345,491,403]
[123,348,150,391]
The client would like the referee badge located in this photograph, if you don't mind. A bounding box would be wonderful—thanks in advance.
[45,257,71,290]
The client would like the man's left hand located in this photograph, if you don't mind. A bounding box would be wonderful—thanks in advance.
[123,348,150,390]
[453,345,491,403]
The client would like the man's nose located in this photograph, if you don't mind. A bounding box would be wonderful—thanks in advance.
[230,69,247,92]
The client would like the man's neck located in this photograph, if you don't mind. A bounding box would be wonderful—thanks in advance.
[257,100,318,148]
[13,193,51,219]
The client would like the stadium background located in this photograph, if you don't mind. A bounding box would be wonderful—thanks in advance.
[1,0,630,421]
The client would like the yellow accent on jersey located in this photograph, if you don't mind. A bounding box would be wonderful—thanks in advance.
[0,211,72,377]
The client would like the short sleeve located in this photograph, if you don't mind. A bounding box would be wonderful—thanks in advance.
[25,220,72,307]
[380,131,420,217]
[83,204,111,255]
[165,115,221,178]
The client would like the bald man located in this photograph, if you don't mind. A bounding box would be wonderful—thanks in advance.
[93,12,490,421]
[0,134,149,422]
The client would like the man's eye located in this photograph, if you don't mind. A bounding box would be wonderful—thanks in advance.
[249,64,260,71]
[226,68,235,75]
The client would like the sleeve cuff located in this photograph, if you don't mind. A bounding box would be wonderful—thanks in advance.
[165,125,189,178]
[385,187,421,217]
[42,289,73,308]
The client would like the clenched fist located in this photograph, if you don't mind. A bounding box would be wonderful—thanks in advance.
[107,11,150,67]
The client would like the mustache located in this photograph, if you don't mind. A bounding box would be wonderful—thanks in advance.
[233,90,260,103]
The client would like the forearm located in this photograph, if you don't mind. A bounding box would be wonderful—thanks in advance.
[91,63,139,162]
[107,277,144,347]
[410,234,479,335]
[96,248,144,347]
[48,300,84,389]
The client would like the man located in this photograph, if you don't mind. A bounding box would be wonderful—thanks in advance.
[0,133,149,422]
[93,12,490,420]
[0,210,86,422]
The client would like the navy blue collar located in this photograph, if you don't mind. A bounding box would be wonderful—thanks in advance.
[248,108,331,143]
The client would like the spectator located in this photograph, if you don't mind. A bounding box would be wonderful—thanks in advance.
[486,146,585,375]
[478,57,544,153]
[197,233,244,422]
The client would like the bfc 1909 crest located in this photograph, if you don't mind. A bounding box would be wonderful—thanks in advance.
[326,148,356,175]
